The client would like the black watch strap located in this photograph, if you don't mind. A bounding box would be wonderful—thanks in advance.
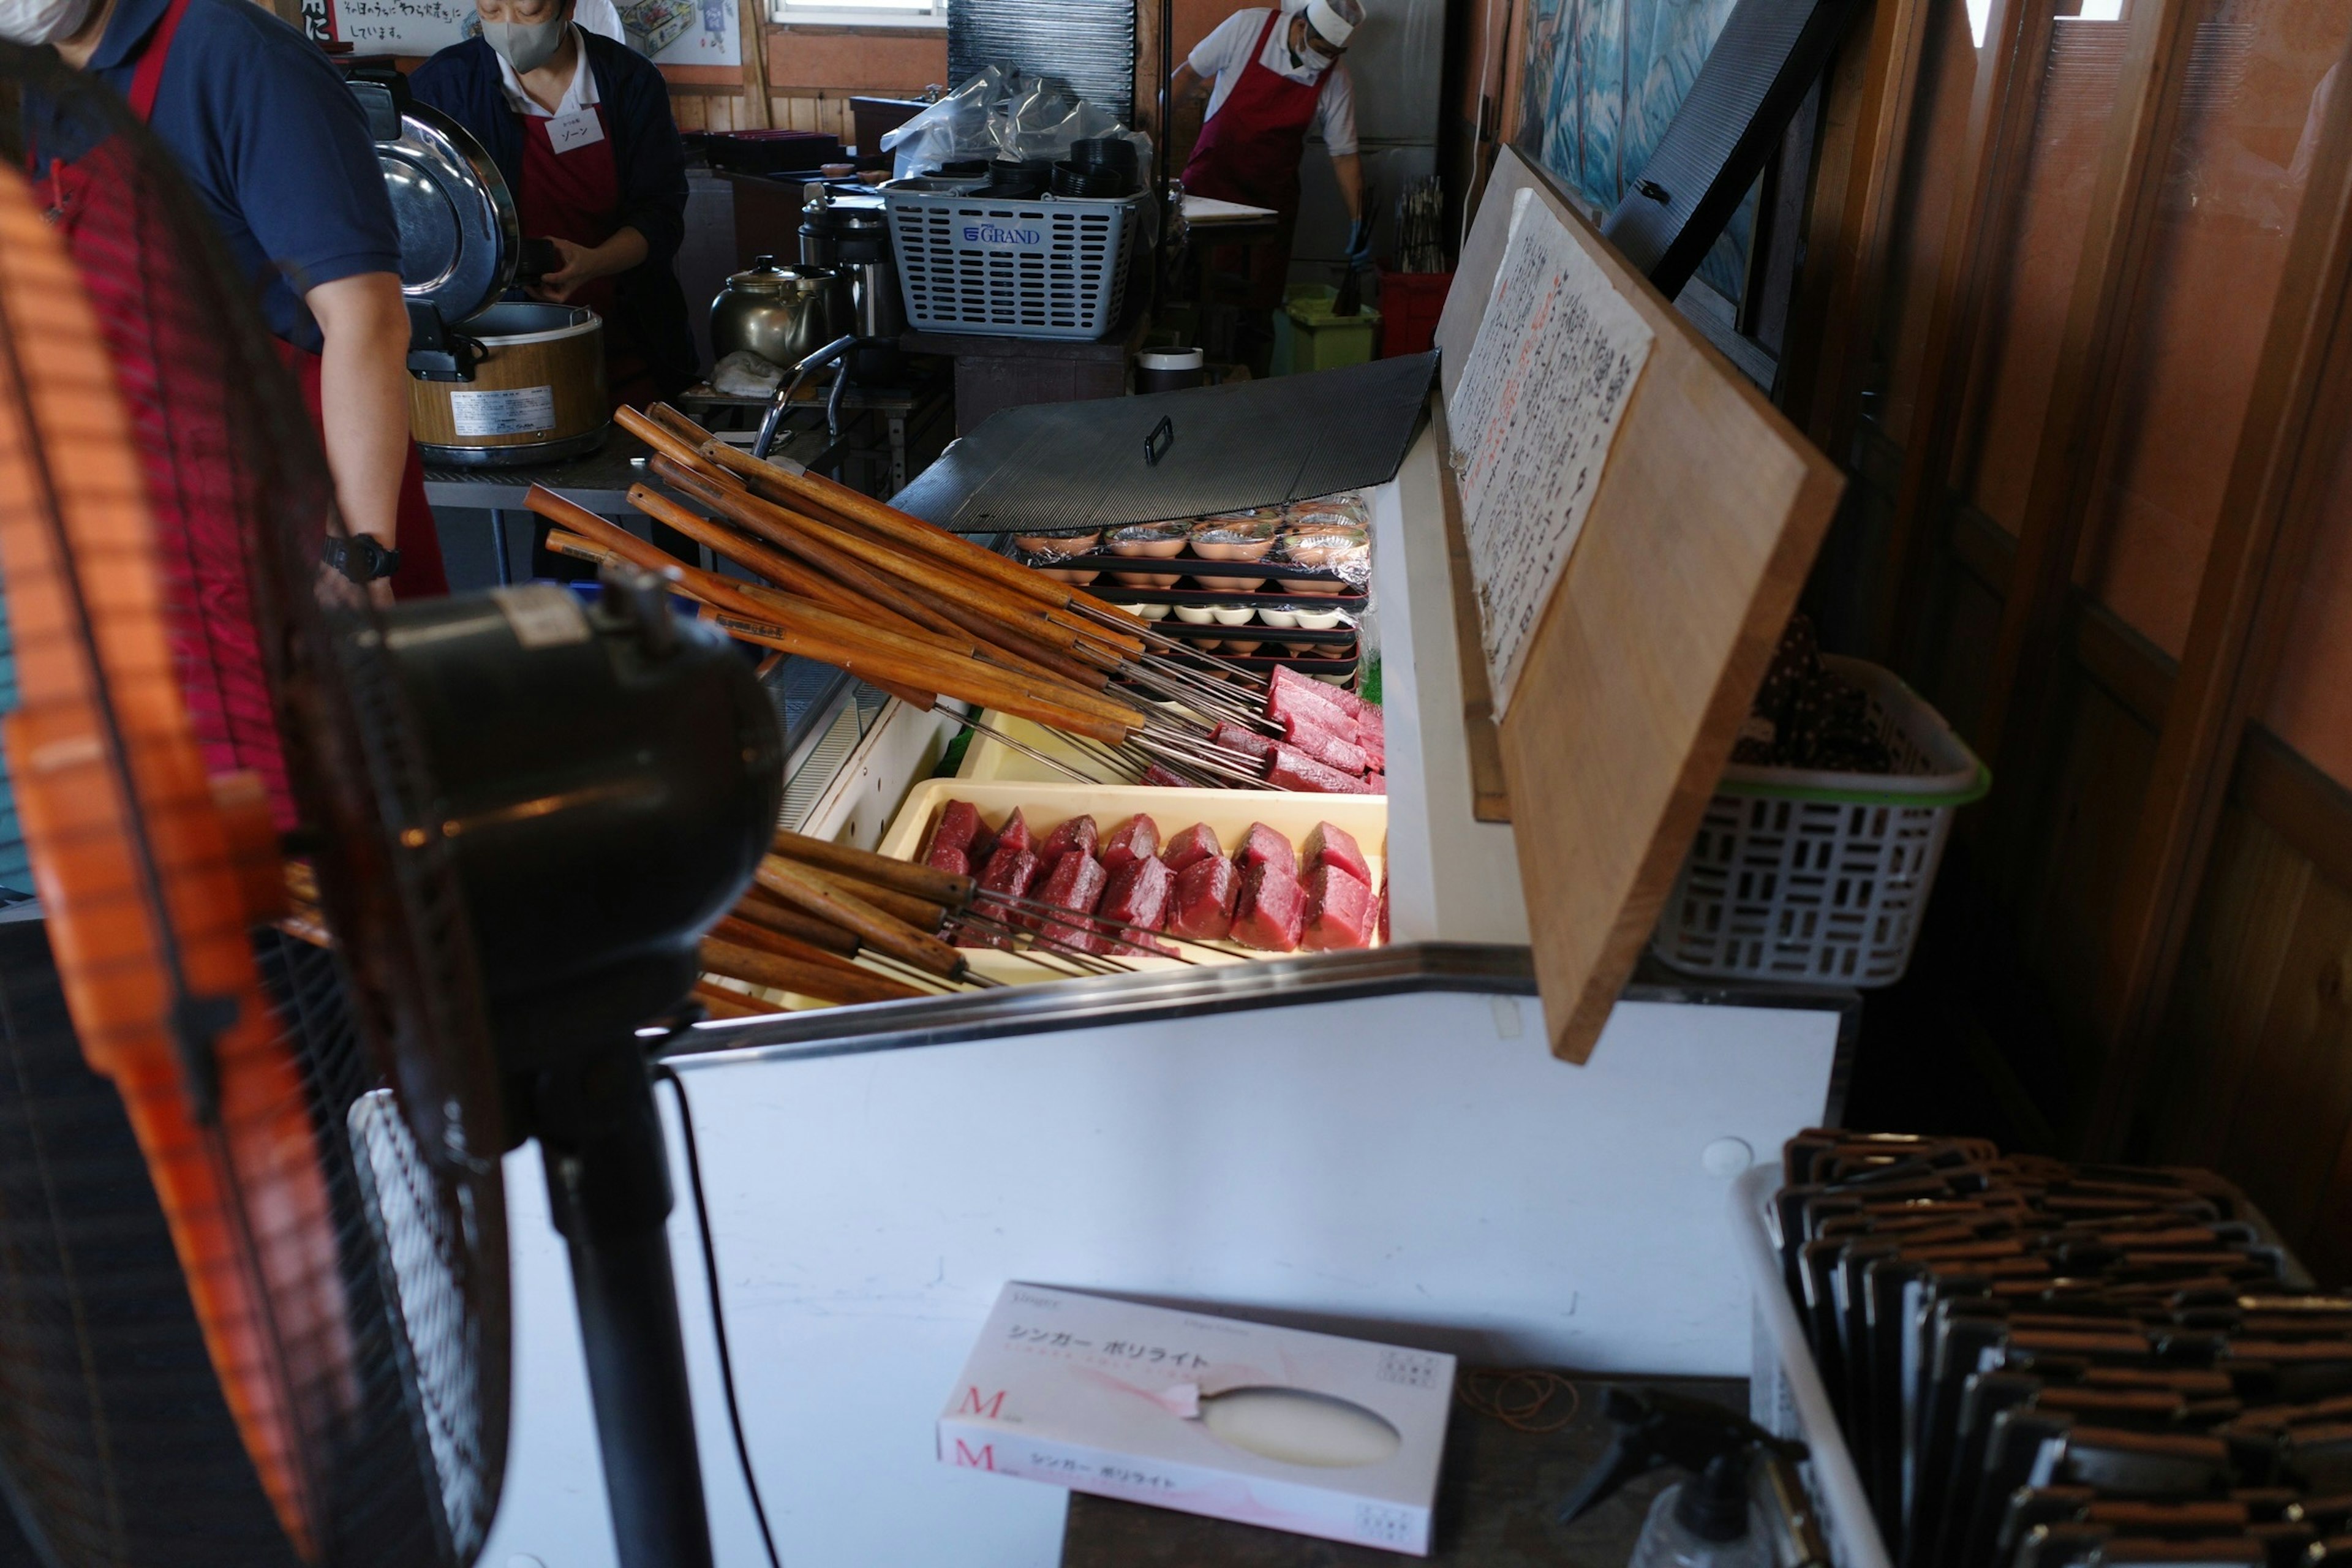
[324,534,402,583]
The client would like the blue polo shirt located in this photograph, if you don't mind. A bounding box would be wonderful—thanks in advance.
[63,0,401,351]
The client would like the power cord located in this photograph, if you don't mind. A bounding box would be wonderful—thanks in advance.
[654,1063,785,1568]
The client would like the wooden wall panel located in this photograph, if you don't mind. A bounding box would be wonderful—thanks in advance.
[764,28,945,94]
[2073,0,2352,656]
[2265,420,2352,788]
[1955,14,2127,537]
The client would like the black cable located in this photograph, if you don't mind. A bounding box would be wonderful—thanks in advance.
[654,1063,785,1568]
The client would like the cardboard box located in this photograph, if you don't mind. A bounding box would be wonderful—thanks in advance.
[937,1284,1454,1555]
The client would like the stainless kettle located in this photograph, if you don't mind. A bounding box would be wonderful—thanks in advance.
[709,255,843,368]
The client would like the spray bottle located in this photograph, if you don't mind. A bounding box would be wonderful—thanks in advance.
[1558,1387,1823,1568]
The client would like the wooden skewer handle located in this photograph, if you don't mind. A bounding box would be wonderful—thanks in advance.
[700,937,927,1006]
[771,827,977,909]
[732,889,861,956]
[776,857,952,932]
[752,858,965,979]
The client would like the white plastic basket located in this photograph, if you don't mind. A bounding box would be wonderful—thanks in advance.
[1733,1163,1894,1568]
[884,187,1146,340]
[1651,657,1988,988]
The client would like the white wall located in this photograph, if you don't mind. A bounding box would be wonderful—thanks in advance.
[481,987,1837,1567]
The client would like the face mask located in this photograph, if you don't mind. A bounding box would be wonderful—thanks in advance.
[0,0,94,47]
[483,15,565,74]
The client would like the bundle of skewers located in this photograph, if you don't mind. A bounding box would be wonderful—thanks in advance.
[692,827,1258,1016]
[521,404,1384,795]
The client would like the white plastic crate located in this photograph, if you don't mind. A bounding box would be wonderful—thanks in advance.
[1651,657,1988,987]
[1733,1163,1897,1568]
[884,187,1146,341]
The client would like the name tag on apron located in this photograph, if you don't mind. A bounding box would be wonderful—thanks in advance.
[547,108,605,154]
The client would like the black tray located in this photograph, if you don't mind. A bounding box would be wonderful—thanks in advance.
[1141,622,1358,648]
[1096,582,1370,615]
[1023,551,1365,594]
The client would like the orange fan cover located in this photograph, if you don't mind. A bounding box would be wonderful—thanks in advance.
[0,164,353,1556]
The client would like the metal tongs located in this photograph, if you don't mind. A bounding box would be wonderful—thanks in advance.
[751,333,858,462]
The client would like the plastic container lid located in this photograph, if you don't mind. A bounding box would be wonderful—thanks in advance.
[1137,348,1205,370]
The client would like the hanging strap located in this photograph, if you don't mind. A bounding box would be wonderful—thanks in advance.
[126,0,195,121]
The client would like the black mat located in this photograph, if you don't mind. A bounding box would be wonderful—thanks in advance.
[892,353,1438,535]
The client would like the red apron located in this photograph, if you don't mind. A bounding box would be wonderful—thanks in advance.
[37,0,445,823]
[519,100,652,411]
[1181,9,1325,310]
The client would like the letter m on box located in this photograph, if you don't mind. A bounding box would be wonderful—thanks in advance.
[952,1439,997,1470]
[959,1387,1006,1419]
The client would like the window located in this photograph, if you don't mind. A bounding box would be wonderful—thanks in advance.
[769,0,944,26]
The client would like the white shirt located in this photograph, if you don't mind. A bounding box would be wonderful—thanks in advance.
[1187,5,1358,157]
[492,23,603,118]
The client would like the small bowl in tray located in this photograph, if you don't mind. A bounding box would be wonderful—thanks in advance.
[1085,580,1368,615]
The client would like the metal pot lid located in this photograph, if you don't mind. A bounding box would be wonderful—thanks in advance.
[723,256,834,295]
[380,101,520,326]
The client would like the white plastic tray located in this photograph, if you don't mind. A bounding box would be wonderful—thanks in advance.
[879,779,1388,984]
[1731,1162,1894,1568]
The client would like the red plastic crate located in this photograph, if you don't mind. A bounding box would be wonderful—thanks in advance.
[1376,270,1453,357]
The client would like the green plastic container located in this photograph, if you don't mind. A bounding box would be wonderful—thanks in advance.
[1273,285,1381,375]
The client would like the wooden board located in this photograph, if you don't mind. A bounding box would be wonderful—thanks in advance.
[1458,150,1846,1064]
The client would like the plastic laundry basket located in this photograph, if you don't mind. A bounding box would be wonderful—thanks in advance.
[884,187,1146,340]
[1650,657,1988,988]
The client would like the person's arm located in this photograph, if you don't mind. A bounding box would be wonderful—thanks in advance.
[1333,151,1363,223]
[1170,61,1213,106]
[307,271,412,556]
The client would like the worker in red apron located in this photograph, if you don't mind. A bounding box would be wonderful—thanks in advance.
[1173,0,1369,372]
[411,0,696,412]
[9,0,446,818]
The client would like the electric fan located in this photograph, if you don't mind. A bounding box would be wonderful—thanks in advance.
[0,45,780,1568]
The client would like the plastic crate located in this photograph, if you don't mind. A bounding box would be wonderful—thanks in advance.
[1376,269,1452,357]
[1651,657,1988,987]
[884,187,1147,341]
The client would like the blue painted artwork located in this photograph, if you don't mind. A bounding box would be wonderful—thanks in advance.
[1513,0,1757,304]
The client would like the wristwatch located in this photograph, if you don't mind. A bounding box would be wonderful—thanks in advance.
[323,533,402,584]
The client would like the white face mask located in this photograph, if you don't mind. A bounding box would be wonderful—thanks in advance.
[0,0,95,47]
[483,15,566,74]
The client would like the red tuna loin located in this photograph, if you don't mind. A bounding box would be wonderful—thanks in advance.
[1276,663,1382,737]
[1102,813,1161,873]
[1140,763,1189,788]
[1302,822,1371,888]
[1278,712,1370,776]
[970,846,1041,948]
[1211,720,1278,761]
[1161,822,1223,873]
[1235,822,1297,878]
[1033,851,1107,948]
[1300,865,1374,951]
[1266,679,1359,747]
[1267,744,1375,794]
[1038,813,1099,866]
[1098,856,1175,954]
[993,807,1033,856]
[1232,864,1306,952]
[1167,856,1240,940]
[925,843,970,877]
[929,799,981,859]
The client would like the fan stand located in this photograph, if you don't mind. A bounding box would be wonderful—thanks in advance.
[533,1035,716,1568]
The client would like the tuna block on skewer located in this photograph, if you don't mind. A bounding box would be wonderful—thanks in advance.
[1302,821,1371,888]
[1232,863,1307,952]
[1161,822,1223,873]
[926,799,982,862]
[1101,813,1161,873]
[1210,720,1277,761]
[1277,711,1371,777]
[1267,744,1376,794]
[993,807,1034,857]
[927,845,970,876]
[1039,813,1099,867]
[964,844,1042,948]
[1300,865,1374,951]
[1273,663,1382,739]
[1235,821,1297,878]
[1168,856,1240,940]
[1098,856,1175,955]
[1140,764,1190,788]
[1033,851,1109,950]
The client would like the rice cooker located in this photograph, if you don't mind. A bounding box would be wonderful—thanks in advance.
[366,89,610,467]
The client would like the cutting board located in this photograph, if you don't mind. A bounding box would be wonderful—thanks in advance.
[1439,150,1845,1065]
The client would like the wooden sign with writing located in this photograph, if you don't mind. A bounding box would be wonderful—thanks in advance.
[1441,150,1845,1065]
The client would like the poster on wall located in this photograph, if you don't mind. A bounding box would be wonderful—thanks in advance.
[1512,0,1752,303]
[326,0,737,64]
